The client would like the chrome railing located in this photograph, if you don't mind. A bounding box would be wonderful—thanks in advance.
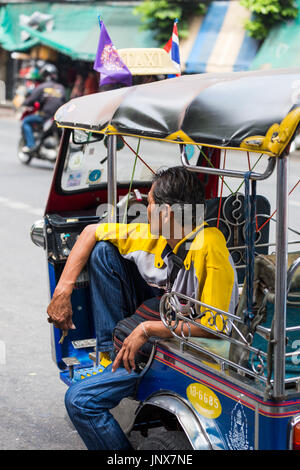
[180,145,276,181]
[159,291,300,393]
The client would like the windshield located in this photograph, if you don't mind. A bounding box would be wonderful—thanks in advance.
[60,133,200,192]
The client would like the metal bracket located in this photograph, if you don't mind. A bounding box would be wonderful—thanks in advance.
[62,357,80,379]
[71,339,96,349]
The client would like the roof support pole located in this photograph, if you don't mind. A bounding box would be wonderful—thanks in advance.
[180,145,276,181]
[107,135,117,223]
[273,155,288,398]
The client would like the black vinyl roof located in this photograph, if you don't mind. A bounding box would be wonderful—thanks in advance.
[55,68,300,156]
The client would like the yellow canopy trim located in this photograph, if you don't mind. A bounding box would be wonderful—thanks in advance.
[240,106,300,156]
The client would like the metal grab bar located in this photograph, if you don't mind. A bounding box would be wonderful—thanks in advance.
[159,292,269,365]
[160,290,300,390]
[287,256,300,294]
[180,144,276,181]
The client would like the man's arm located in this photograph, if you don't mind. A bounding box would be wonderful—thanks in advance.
[47,223,98,331]
[23,85,44,107]
[112,319,216,373]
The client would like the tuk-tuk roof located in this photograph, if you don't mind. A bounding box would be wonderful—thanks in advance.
[55,68,300,157]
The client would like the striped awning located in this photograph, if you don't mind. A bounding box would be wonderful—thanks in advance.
[184,1,259,73]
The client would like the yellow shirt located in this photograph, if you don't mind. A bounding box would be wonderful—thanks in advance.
[95,222,238,330]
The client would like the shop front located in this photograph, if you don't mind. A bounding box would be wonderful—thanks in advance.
[0,1,157,103]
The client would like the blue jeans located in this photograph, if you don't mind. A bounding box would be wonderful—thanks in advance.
[65,241,162,450]
[88,240,161,352]
[22,114,44,148]
[65,364,139,450]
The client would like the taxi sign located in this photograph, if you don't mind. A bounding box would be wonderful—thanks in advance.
[118,48,179,75]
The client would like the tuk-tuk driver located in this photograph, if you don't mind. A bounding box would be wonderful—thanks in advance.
[47,166,238,450]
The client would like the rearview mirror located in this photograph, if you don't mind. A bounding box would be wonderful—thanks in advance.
[72,129,104,145]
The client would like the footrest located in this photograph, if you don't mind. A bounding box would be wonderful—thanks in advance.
[62,356,81,379]
[73,365,105,382]
[71,339,96,349]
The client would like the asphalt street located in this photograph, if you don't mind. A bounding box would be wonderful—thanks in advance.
[0,112,299,450]
[0,114,89,450]
[0,113,146,451]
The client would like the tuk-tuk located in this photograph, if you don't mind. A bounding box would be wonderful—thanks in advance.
[31,68,300,450]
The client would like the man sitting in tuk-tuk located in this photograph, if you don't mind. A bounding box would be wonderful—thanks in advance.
[47,166,238,450]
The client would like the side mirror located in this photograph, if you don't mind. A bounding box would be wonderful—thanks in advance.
[30,219,45,249]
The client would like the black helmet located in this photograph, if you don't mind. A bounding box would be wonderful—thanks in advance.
[40,63,58,82]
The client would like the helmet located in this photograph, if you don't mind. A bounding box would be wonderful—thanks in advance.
[40,63,58,82]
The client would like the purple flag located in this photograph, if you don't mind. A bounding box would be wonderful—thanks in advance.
[93,18,132,88]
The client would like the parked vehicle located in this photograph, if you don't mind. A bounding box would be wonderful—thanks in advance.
[31,68,300,450]
[18,103,61,165]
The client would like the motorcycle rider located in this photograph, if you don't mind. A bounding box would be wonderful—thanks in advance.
[22,63,66,154]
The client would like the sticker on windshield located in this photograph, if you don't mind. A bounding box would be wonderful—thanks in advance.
[185,144,195,160]
[66,171,82,187]
[186,382,222,419]
[87,169,102,185]
[69,152,84,170]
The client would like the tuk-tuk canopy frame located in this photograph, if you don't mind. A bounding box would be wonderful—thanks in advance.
[55,68,300,158]
[54,69,300,399]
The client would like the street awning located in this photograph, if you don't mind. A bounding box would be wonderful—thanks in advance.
[185,1,259,73]
[251,0,300,70]
[0,2,157,61]
[0,2,47,51]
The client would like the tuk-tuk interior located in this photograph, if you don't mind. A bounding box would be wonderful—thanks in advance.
[34,71,300,433]
[41,129,300,397]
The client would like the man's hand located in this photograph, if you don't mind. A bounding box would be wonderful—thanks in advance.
[112,324,149,373]
[47,291,75,331]
[46,224,98,333]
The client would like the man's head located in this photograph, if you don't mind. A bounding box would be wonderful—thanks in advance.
[40,63,58,82]
[147,166,205,240]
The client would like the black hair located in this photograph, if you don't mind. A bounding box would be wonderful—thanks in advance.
[152,166,205,228]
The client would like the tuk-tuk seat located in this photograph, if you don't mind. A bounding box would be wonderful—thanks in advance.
[229,252,300,379]
[205,194,271,284]
[190,337,230,357]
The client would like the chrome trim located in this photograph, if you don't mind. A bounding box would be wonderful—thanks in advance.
[30,219,46,249]
[158,290,300,390]
[288,414,300,449]
[107,135,117,223]
[159,291,270,383]
[273,157,288,398]
[134,392,214,450]
[180,145,276,180]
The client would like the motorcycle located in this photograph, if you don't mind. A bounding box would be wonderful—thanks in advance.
[18,102,61,165]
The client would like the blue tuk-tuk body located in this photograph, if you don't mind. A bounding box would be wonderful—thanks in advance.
[31,69,300,450]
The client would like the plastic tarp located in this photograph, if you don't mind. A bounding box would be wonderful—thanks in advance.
[251,0,300,70]
[0,2,157,61]
[185,1,259,73]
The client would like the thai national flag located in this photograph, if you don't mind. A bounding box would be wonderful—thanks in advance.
[163,19,181,76]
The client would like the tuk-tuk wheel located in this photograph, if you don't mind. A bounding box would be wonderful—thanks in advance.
[137,430,192,450]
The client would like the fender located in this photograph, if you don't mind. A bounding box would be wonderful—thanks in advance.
[131,391,214,450]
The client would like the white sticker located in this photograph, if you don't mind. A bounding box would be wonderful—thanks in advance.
[225,401,253,450]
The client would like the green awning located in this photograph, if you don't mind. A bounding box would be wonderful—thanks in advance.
[0,2,157,61]
[251,0,300,70]
[0,2,48,51]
